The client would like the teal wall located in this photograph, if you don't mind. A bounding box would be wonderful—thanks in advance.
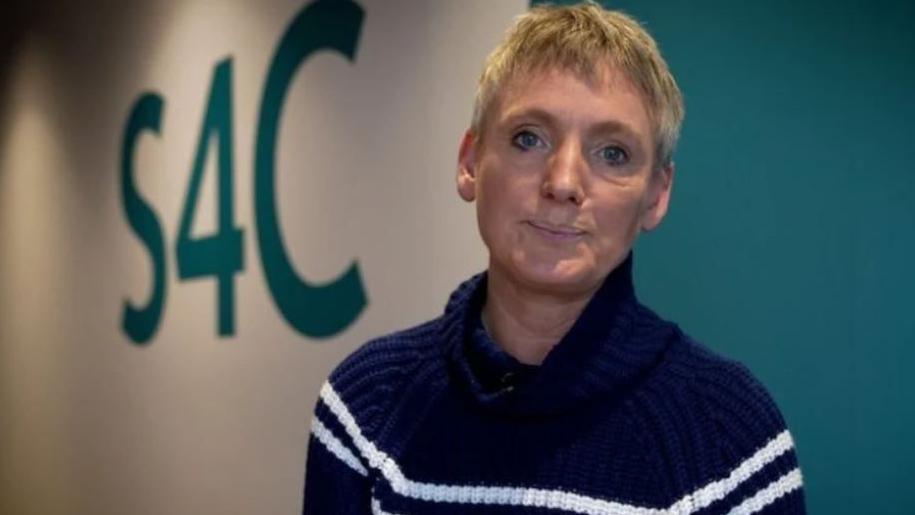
[538,0,915,512]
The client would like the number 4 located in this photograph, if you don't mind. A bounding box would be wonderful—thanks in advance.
[177,58,244,336]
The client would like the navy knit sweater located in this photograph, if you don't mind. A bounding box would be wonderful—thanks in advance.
[303,256,805,514]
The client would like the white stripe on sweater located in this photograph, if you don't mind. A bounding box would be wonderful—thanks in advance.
[310,415,368,476]
[316,381,801,515]
[667,431,796,513]
[727,469,803,515]
[371,497,404,515]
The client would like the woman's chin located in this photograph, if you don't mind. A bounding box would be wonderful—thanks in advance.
[512,259,597,295]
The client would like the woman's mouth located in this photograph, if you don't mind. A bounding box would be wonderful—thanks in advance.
[526,220,586,240]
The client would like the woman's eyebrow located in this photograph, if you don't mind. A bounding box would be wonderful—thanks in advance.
[588,119,642,141]
[502,108,643,138]
[501,108,558,129]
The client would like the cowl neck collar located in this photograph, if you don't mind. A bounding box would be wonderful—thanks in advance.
[441,254,673,417]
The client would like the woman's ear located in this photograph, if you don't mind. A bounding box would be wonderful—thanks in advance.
[456,130,478,202]
[640,162,675,232]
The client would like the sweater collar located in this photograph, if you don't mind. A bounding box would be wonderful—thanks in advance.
[441,254,672,417]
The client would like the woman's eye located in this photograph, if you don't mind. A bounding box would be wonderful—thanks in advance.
[512,131,543,150]
[600,145,629,166]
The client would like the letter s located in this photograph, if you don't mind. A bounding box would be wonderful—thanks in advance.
[121,93,167,344]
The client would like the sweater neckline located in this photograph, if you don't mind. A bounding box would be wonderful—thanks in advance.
[441,254,673,417]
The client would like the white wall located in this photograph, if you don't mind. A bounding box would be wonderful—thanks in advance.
[0,1,526,513]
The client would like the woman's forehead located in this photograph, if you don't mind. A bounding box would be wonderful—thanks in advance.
[489,66,652,137]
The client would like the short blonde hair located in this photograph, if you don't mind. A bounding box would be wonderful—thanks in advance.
[471,1,685,169]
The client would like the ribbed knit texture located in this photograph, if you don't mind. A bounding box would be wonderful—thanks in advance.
[303,255,806,514]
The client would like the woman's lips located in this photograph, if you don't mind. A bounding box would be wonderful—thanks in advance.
[526,220,586,240]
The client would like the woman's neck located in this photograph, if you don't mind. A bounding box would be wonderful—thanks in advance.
[482,270,598,365]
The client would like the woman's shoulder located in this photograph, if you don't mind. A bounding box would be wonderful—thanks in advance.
[628,330,805,512]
